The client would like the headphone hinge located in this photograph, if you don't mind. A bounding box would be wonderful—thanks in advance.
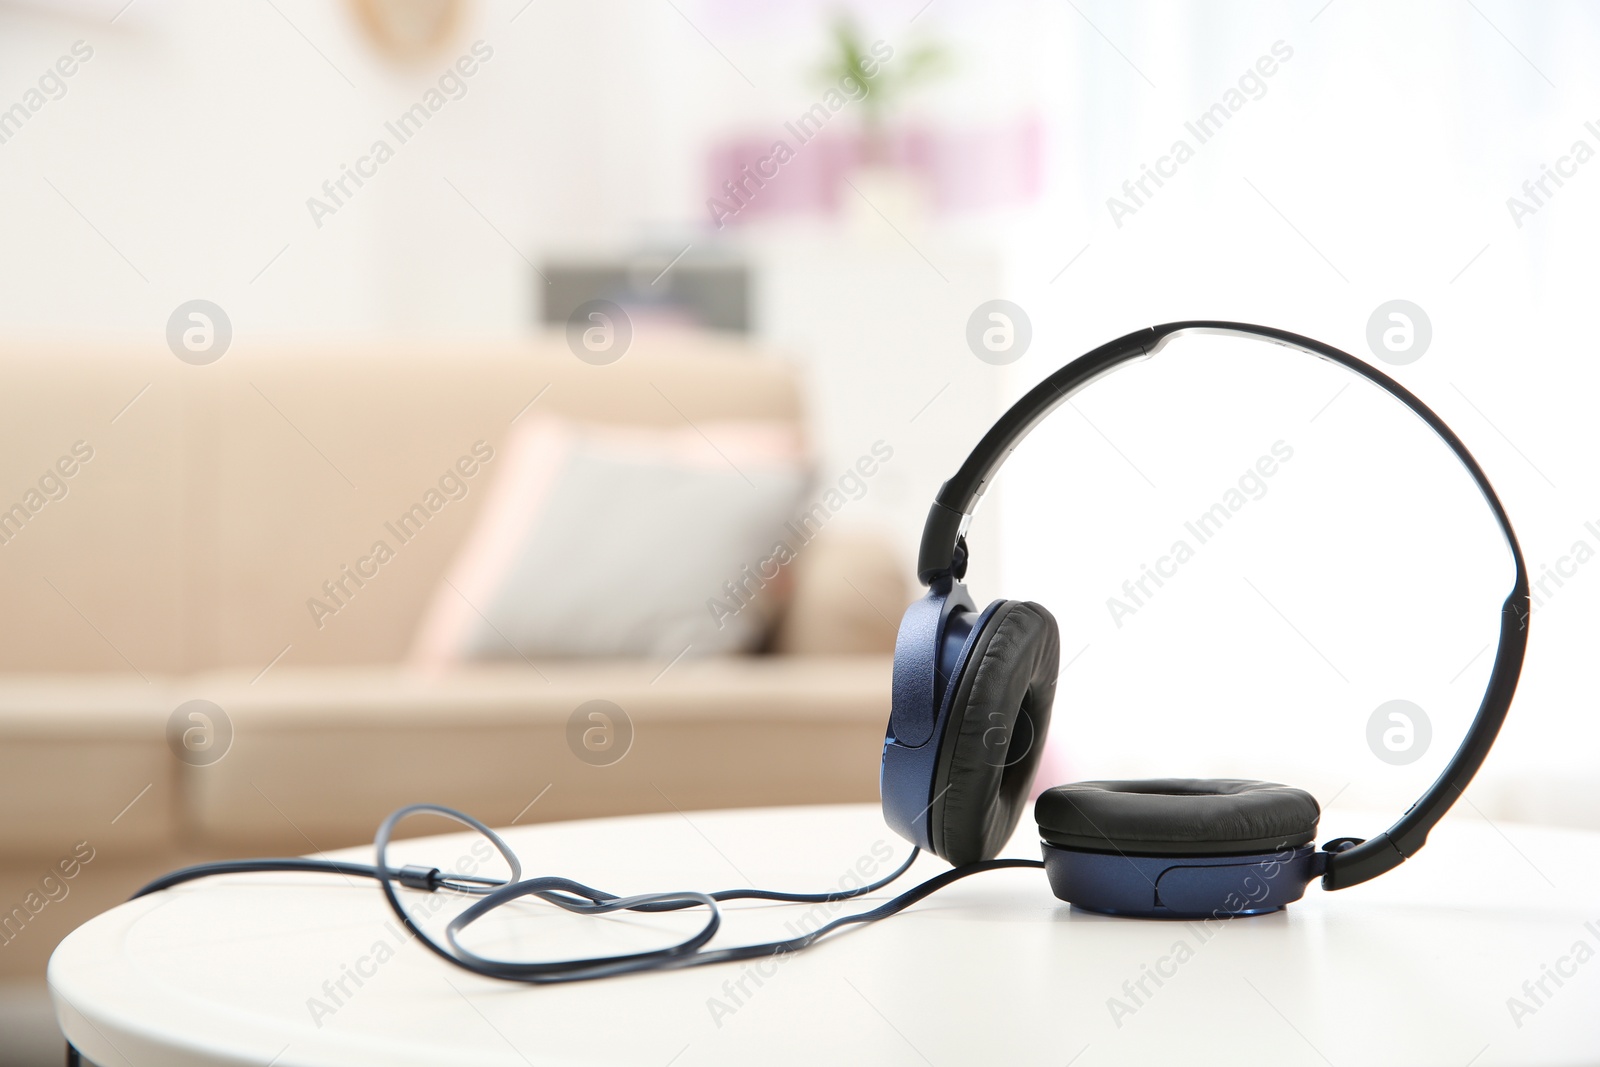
[951,535,969,580]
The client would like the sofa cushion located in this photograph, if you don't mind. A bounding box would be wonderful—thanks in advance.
[410,416,806,663]
[0,343,190,675]
[0,678,177,856]
[177,657,892,849]
[772,529,908,655]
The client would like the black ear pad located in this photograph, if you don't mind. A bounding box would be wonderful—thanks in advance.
[929,601,1060,865]
[1035,779,1320,856]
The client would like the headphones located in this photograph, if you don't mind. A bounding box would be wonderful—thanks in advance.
[124,321,1530,1005]
[882,321,1530,918]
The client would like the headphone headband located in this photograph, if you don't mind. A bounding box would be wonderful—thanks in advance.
[916,321,1530,890]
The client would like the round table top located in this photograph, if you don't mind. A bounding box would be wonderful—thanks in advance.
[50,804,1600,1066]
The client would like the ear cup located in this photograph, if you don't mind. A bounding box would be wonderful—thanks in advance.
[929,601,1060,865]
[1035,779,1320,856]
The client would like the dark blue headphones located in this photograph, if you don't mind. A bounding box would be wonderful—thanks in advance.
[122,320,1532,1011]
[883,322,1530,918]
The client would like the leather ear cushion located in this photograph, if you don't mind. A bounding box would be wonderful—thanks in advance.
[1035,779,1320,855]
[930,601,1060,865]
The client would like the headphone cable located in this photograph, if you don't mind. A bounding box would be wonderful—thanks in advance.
[131,802,1045,984]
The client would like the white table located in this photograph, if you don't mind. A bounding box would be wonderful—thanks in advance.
[50,804,1600,1066]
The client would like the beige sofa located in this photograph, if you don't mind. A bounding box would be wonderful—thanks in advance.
[0,331,904,986]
